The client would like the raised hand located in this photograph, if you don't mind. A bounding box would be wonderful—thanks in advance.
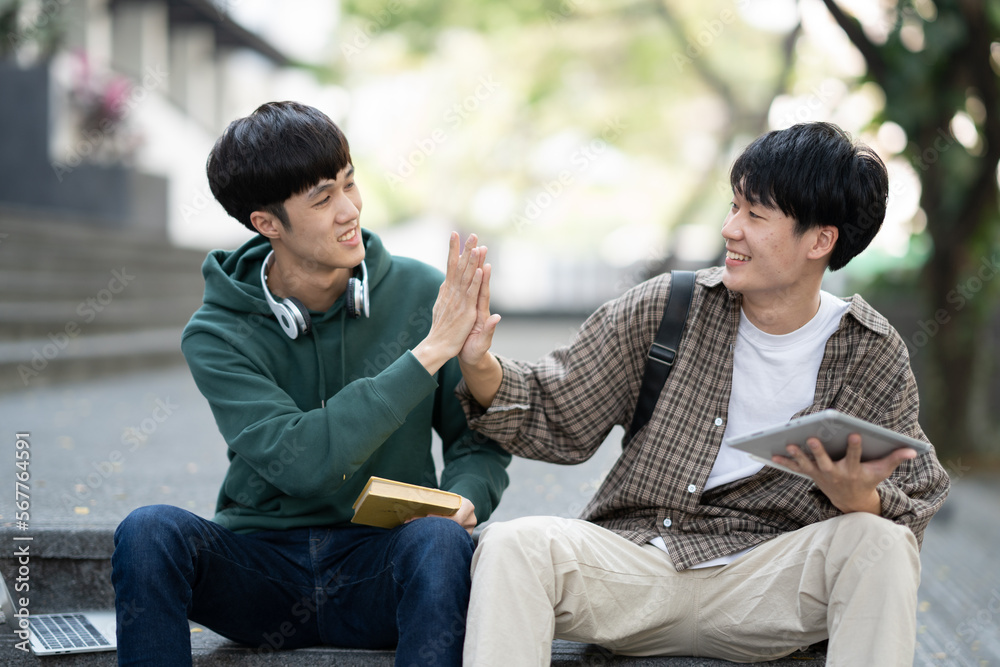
[411,232,485,376]
[458,247,501,369]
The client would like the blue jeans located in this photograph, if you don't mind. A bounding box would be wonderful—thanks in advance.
[111,504,473,666]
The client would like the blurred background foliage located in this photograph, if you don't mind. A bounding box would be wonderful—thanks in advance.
[2,0,994,462]
[329,0,999,462]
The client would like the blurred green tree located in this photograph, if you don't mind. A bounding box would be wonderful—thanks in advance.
[822,0,1000,460]
[336,0,799,260]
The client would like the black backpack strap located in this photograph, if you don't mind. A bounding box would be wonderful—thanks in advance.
[626,270,696,440]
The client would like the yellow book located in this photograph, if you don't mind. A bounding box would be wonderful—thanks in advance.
[351,476,462,529]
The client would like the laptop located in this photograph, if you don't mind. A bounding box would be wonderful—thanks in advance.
[0,571,116,655]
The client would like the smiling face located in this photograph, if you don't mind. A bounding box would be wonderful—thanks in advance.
[721,190,837,312]
[277,164,364,273]
[249,164,364,306]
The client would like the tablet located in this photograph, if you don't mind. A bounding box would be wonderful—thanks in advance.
[728,409,930,477]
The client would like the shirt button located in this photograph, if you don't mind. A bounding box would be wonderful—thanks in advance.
[663,518,672,528]
[687,484,697,493]
[714,417,723,426]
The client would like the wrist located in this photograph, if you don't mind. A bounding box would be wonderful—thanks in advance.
[838,488,882,516]
[462,351,497,374]
[412,339,451,376]
[460,353,502,408]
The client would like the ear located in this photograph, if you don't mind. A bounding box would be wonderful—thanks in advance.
[250,210,282,239]
[807,225,839,261]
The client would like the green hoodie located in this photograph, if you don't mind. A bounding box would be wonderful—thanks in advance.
[181,229,510,533]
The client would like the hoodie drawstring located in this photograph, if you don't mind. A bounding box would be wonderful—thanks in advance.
[339,307,348,390]
[313,321,327,408]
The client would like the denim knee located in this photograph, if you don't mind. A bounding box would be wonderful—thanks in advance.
[113,504,205,574]
[393,518,474,581]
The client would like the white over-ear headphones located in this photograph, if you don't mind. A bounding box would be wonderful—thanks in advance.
[261,250,310,339]
[261,250,370,339]
[346,259,370,319]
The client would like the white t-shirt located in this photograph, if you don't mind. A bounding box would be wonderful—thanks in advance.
[651,291,851,568]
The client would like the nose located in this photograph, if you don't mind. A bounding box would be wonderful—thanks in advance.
[721,209,743,241]
[334,192,360,224]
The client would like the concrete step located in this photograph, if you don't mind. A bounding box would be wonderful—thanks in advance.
[0,269,205,300]
[0,631,826,667]
[0,328,187,393]
[0,298,201,330]
[0,214,207,268]
[0,213,209,392]
[0,292,201,335]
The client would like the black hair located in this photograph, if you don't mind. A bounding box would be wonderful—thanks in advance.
[206,101,352,232]
[729,122,888,271]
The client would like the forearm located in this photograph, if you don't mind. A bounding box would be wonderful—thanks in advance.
[459,352,504,408]
[191,342,437,497]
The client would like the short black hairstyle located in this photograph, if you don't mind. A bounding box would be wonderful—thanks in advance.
[206,101,352,232]
[729,122,888,271]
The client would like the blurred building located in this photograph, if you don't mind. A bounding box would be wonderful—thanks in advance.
[0,0,326,247]
[0,0,307,390]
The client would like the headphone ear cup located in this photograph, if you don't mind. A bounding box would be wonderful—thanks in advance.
[283,296,312,336]
[261,249,311,339]
[347,260,370,318]
[346,277,361,319]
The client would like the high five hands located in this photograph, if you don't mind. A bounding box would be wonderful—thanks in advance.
[411,232,500,377]
[407,232,501,535]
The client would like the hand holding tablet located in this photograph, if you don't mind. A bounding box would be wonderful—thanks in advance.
[728,409,930,479]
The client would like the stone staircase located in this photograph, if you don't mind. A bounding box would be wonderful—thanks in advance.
[0,210,207,393]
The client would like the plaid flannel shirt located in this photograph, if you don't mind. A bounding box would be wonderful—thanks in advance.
[458,267,950,571]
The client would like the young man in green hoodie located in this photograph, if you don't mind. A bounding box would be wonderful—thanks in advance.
[110,101,511,667]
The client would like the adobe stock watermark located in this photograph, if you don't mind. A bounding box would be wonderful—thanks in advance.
[771,80,841,129]
[612,242,669,295]
[180,156,243,225]
[226,438,308,516]
[903,250,1000,356]
[954,588,1000,652]
[253,566,349,655]
[208,0,251,22]
[340,0,405,62]
[384,75,501,190]
[5,0,69,54]
[348,305,433,381]
[17,268,136,386]
[546,0,583,28]
[672,0,751,73]
[511,116,628,232]
[59,396,179,512]
[52,64,169,182]
[911,127,957,173]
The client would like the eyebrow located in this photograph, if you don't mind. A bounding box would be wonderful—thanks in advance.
[306,166,354,201]
[306,183,332,201]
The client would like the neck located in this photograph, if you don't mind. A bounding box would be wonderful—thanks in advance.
[740,281,823,335]
[266,251,351,312]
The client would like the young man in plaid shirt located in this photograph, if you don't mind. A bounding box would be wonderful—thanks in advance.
[453,122,949,666]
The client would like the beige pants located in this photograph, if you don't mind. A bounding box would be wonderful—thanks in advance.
[464,513,919,666]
